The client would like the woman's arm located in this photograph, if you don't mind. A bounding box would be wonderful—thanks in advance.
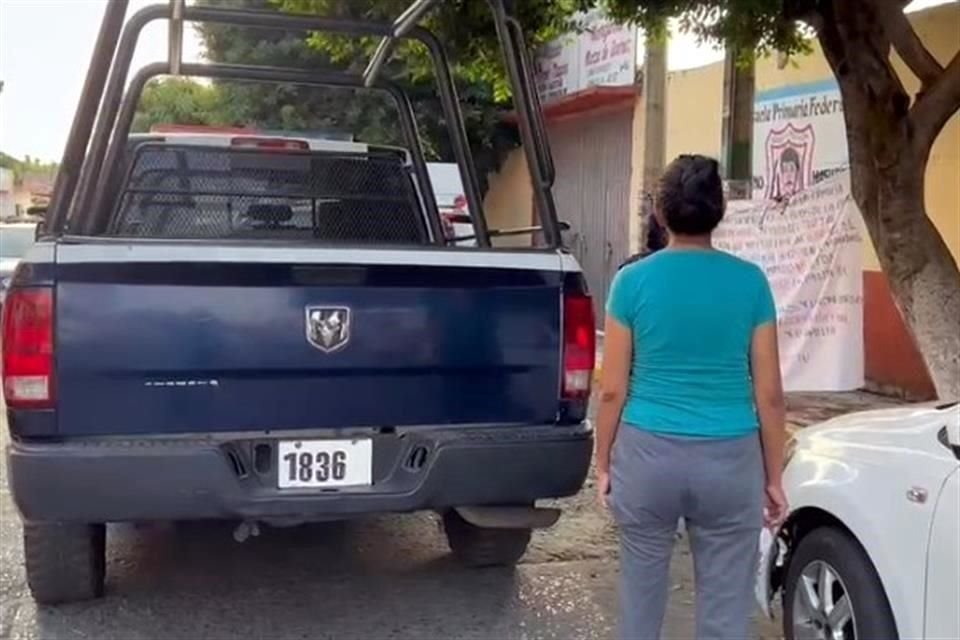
[750,322,788,525]
[595,314,632,505]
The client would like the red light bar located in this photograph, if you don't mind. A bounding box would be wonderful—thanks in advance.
[230,137,309,151]
[150,123,257,134]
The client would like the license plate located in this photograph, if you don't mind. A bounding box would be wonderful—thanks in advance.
[277,439,372,489]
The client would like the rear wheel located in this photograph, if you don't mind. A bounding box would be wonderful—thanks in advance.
[442,510,531,568]
[23,522,106,605]
[783,527,898,640]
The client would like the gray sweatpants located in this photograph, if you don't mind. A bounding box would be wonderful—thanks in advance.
[609,425,764,640]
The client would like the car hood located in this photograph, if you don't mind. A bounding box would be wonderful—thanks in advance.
[797,402,959,459]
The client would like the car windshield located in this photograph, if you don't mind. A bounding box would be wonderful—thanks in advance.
[0,226,36,259]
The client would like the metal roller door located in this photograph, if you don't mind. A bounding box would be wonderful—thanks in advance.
[550,108,634,317]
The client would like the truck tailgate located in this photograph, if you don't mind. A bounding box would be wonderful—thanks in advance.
[53,244,565,436]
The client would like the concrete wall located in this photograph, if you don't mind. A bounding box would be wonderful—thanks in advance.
[482,149,533,248]
[626,95,647,253]
[747,2,960,271]
[483,3,957,397]
[488,3,958,264]
[663,63,724,162]
[749,2,958,397]
[660,4,958,271]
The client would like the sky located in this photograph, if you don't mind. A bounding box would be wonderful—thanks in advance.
[0,0,953,162]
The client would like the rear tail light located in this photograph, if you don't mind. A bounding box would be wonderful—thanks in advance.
[2,288,55,408]
[562,292,595,398]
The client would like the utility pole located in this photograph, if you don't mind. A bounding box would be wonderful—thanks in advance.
[640,33,667,250]
[720,48,754,199]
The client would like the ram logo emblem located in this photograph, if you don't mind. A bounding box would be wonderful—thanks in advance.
[306,307,351,353]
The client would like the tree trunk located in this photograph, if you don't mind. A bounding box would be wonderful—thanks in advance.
[873,161,960,400]
[817,0,960,400]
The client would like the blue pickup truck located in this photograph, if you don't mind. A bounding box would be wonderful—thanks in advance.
[2,0,594,604]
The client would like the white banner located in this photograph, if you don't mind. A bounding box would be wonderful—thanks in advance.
[714,174,865,391]
[752,79,850,200]
[535,33,580,103]
[534,10,637,104]
[577,10,637,90]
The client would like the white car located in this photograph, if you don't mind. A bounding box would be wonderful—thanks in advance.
[0,221,38,306]
[758,402,960,640]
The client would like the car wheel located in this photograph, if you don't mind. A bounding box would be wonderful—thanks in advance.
[23,522,106,605]
[442,510,531,568]
[784,526,898,640]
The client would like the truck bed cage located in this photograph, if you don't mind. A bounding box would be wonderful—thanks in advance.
[45,0,563,249]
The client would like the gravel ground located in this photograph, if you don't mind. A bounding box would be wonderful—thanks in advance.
[0,392,898,639]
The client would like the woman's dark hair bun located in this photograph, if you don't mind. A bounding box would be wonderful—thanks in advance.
[681,158,718,197]
[658,154,725,236]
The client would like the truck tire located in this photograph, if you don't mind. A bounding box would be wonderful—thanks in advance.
[442,510,531,568]
[783,526,898,640]
[23,522,106,605]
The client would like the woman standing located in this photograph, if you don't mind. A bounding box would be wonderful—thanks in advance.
[595,154,788,640]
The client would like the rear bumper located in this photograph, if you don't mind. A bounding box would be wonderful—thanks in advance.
[6,423,592,523]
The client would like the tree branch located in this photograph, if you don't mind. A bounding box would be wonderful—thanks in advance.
[911,50,960,153]
[877,0,944,89]
[811,3,848,81]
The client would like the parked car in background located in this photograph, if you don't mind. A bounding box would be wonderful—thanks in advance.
[757,402,960,640]
[0,221,38,307]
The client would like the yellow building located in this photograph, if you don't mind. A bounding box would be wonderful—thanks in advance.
[484,2,958,397]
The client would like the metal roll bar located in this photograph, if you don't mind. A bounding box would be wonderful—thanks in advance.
[42,0,129,238]
[51,0,563,250]
[83,62,444,244]
[489,0,561,247]
[363,0,441,87]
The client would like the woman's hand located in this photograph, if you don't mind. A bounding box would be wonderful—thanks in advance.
[594,313,631,512]
[597,470,611,508]
[764,482,788,528]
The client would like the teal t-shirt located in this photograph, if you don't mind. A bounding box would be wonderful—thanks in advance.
[606,248,777,438]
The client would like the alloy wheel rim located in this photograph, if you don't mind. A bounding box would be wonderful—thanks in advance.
[792,560,857,640]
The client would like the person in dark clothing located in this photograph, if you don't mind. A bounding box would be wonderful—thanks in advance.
[619,211,668,270]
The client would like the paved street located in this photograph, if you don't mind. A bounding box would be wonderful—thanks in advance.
[0,393,897,640]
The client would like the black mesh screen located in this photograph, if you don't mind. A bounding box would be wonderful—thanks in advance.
[110,144,428,244]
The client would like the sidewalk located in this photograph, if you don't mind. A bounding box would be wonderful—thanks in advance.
[784,391,903,432]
